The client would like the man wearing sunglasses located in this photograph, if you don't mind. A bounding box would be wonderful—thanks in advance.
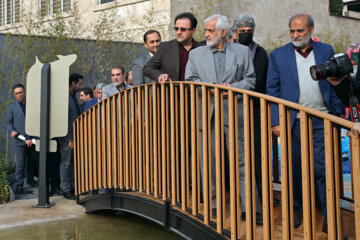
[143,12,203,83]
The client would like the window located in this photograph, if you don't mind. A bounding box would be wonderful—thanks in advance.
[99,0,115,4]
[40,0,71,17]
[0,0,20,26]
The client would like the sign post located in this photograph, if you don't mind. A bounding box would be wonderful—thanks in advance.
[26,55,77,208]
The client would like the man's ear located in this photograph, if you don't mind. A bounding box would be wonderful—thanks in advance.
[191,28,196,36]
[222,29,227,38]
[309,26,314,35]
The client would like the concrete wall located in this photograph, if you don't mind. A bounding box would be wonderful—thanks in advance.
[169,0,360,51]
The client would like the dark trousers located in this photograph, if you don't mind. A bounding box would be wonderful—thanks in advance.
[13,145,38,186]
[253,107,262,196]
[292,118,327,216]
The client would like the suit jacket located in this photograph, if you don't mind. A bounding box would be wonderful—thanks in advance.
[67,92,81,140]
[102,83,132,100]
[185,42,256,128]
[132,50,154,86]
[266,41,344,127]
[83,98,98,113]
[143,39,202,82]
[6,101,27,146]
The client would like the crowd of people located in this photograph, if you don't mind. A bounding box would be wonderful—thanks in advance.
[6,11,359,238]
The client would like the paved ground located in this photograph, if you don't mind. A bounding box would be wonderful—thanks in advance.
[0,183,84,230]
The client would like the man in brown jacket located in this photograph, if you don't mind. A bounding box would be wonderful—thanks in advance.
[143,12,203,83]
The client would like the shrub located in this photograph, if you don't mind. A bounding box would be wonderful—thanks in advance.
[0,153,15,204]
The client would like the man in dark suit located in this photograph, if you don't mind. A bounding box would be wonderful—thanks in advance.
[80,87,97,112]
[234,14,269,202]
[266,13,343,233]
[6,83,37,194]
[58,73,83,200]
[132,30,161,86]
[143,12,202,83]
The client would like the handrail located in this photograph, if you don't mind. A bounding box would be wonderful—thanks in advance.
[74,82,359,239]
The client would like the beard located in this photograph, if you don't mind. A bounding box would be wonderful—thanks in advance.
[114,80,124,87]
[206,33,222,47]
[291,32,311,48]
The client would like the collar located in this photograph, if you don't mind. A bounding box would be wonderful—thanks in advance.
[210,42,227,53]
[179,39,195,49]
[293,40,313,58]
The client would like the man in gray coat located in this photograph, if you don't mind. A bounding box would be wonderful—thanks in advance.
[185,14,262,223]
[102,66,132,99]
[6,83,37,194]
[132,30,161,86]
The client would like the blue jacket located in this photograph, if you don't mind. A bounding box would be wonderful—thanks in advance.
[266,41,344,127]
[83,98,98,113]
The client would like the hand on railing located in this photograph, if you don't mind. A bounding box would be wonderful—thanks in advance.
[271,125,280,137]
[351,122,360,137]
[69,139,74,149]
[219,83,232,99]
[158,74,172,84]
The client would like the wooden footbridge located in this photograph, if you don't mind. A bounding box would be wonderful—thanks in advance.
[73,82,360,239]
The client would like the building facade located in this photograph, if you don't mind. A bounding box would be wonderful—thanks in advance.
[0,0,359,48]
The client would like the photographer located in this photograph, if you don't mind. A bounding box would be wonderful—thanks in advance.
[327,74,360,136]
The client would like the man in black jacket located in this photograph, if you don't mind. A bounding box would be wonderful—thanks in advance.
[143,12,203,83]
[233,15,268,209]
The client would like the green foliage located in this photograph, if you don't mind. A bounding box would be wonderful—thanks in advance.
[261,29,351,54]
[189,0,231,42]
[0,171,10,204]
[330,0,344,16]
[0,153,14,204]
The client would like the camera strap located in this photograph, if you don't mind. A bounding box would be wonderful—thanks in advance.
[349,77,360,123]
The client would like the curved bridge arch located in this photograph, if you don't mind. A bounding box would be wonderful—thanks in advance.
[74,82,359,239]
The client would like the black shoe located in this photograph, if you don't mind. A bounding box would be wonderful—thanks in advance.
[15,184,24,194]
[63,191,75,200]
[273,197,280,207]
[241,212,263,225]
[50,189,63,196]
[15,184,33,194]
[294,213,302,228]
[26,178,38,187]
[212,208,217,218]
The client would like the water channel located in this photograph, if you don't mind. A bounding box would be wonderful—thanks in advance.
[0,211,182,240]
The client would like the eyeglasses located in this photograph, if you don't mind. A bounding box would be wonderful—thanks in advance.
[173,27,192,32]
[237,29,254,34]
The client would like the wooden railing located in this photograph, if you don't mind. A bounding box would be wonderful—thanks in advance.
[73,82,360,240]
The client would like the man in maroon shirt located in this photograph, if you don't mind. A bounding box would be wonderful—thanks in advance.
[143,12,203,83]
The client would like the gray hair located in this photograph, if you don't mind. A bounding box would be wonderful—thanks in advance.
[227,25,237,39]
[96,83,106,90]
[233,14,255,29]
[288,13,314,29]
[204,14,229,31]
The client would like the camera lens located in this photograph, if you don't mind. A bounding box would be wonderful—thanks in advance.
[310,65,320,80]
[309,61,337,80]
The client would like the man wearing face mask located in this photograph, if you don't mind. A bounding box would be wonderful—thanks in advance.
[102,66,132,100]
[233,15,268,202]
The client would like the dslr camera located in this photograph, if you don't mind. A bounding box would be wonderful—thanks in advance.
[310,53,353,80]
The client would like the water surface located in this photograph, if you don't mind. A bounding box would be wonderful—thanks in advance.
[0,211,182,240]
